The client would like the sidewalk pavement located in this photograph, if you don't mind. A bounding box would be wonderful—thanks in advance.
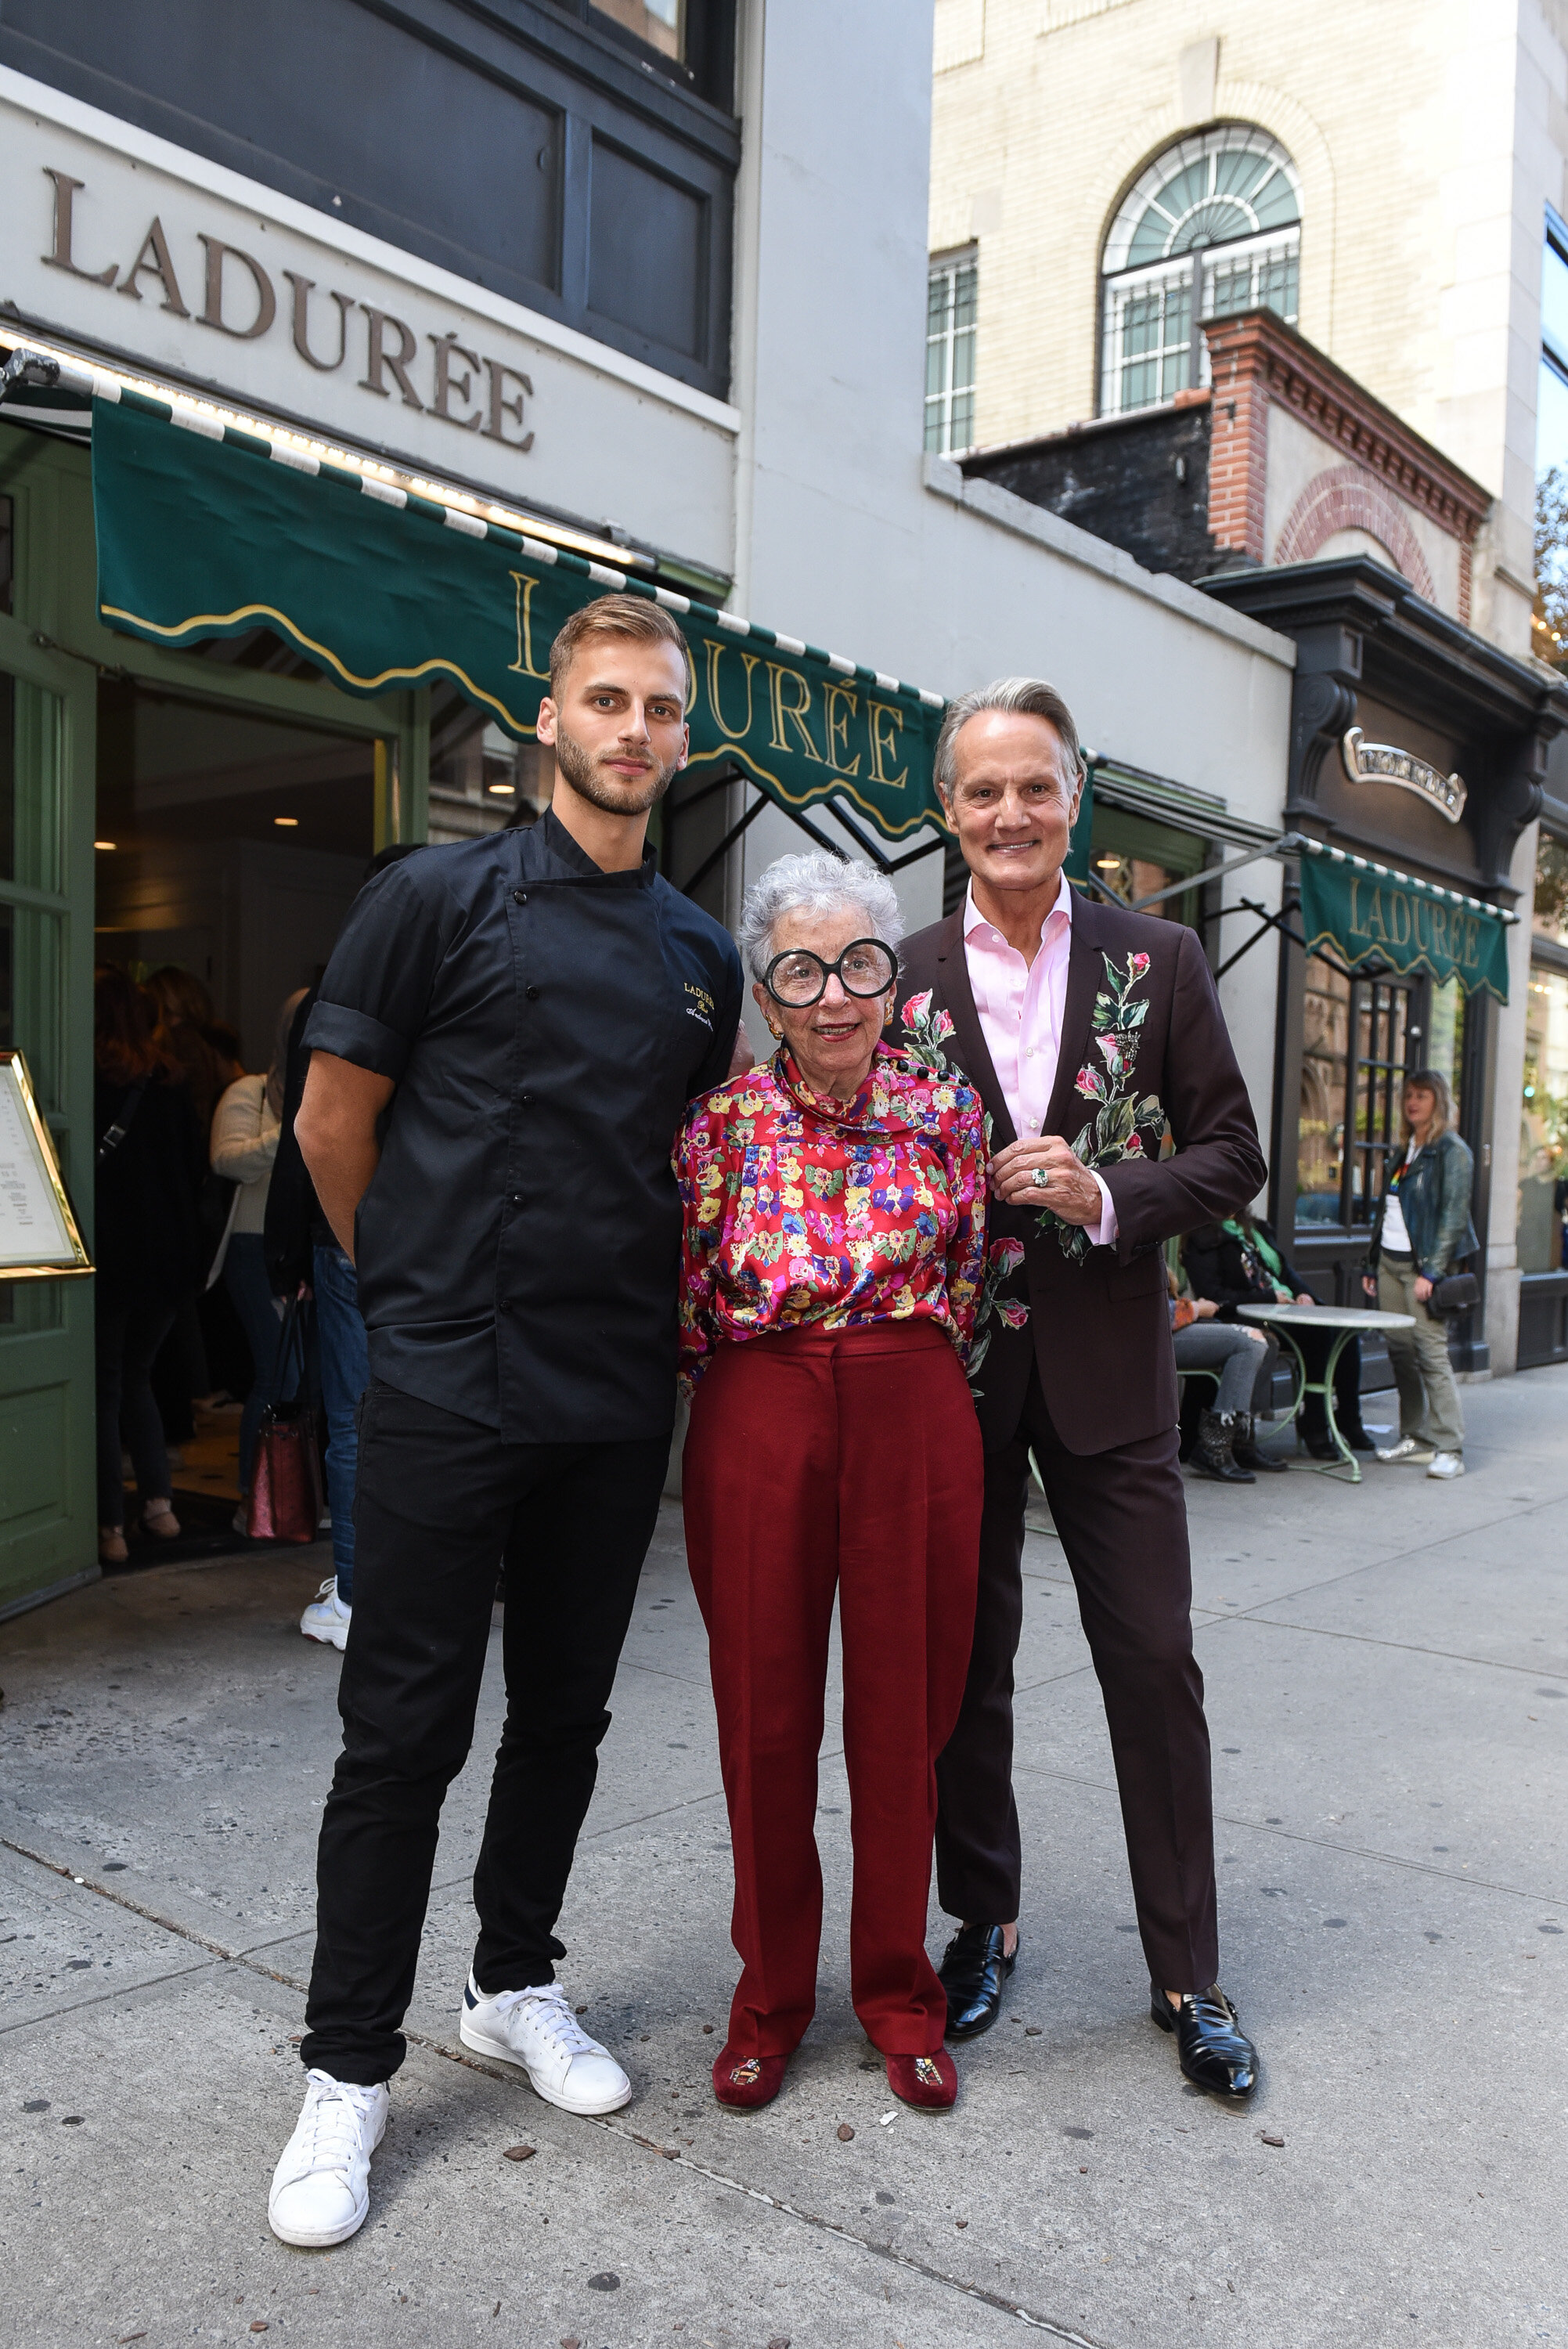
[2,1368,1564,2349]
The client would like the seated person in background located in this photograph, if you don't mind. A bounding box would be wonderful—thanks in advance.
[1183,1207,1374,1458]
[1167,1268,1281,1483]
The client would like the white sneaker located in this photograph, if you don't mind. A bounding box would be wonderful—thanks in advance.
[1375,1437,1435,1466]
[458,1975,632,2114]
[1426,1451,1464,1479]
[268,2069,388,2248]
[301,1578,351,1651]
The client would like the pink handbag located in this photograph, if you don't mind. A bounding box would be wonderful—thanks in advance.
[247,1301,323,1543]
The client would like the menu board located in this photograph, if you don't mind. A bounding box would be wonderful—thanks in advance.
[0,1052,91,1276]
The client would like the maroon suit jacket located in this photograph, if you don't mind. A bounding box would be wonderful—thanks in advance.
[896,889,1266,1456]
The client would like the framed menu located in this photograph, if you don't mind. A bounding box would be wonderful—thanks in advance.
[0,1051,92,1279]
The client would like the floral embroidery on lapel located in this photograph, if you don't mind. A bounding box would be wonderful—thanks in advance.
[1038,949,1165,1263]
[900,988,958,1077]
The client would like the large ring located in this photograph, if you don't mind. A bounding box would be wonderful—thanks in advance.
[1030,1165,1051,1191]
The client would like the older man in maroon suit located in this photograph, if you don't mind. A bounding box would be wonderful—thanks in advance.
[896,677,1267,2098]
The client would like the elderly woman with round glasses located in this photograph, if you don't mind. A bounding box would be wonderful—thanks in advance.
[676,851,989,2114]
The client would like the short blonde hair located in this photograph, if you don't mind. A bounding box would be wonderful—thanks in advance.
[548,593,687,697]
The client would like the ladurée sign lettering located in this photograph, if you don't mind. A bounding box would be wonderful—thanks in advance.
[41,168,534,449]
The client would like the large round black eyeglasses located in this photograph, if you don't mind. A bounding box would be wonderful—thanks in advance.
[762,937,899,1008]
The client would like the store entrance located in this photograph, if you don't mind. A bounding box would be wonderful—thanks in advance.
[94,673,377,1066]
[92,668,377,1546]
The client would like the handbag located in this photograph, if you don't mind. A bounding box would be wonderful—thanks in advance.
[247,1298,324,1543]
[1428,1270,1480,1315]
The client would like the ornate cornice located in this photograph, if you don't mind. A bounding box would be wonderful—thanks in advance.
[1202,309,1492,545]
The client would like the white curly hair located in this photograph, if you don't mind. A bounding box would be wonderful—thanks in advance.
[737,851,904,984]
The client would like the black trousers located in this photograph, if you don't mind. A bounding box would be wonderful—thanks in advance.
[301,1379,669,2084]
[934,1366,1219,1993]
[95,1285,178,1527]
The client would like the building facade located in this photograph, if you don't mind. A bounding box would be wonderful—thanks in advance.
[0,2,1295,1615]
[931,0,1568,1375]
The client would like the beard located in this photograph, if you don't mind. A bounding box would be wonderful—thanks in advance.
[552,721,680,817]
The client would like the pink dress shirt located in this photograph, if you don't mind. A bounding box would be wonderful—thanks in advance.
[962,878,1118,1246]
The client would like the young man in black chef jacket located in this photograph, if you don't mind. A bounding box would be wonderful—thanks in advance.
[267,596,741,2249]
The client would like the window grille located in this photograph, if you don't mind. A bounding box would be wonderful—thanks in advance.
[1100,128,1301,417]
[926,249,979,454]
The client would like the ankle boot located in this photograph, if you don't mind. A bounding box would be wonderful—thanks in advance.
[1232,1412,1287,1473]
[1191,1409,1255,1483]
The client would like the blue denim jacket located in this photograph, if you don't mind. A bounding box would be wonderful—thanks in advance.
[1367,1129,1477,1278]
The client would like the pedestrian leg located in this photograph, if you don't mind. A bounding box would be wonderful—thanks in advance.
[1026,1373,1218,1995]
[683,1336,841,2059]
[312,1244,369,1604]
[469,1431,670,1991]
[300,1383,519,2085]
[835,1326,981,2055]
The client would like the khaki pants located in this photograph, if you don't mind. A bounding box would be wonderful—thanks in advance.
[1378,1257,1464,1455]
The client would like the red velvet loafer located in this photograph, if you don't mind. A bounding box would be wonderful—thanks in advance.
[885,2049,957,2109]
[712,2048,790,2109]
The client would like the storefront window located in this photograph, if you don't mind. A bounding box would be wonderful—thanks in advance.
[1519,965,1568,1273]
[1297,954,1349,1219]
[1534,830,1568,946]
[1348,980,1411,1219]
[1088,806,1205,926]
[1299,962,1433,1225]
[592,0,685,62]
[1421,974,1465,1120]
[427,689,553,845]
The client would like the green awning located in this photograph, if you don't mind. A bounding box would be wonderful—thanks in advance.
[90,387,948,844]
[1296,835,1511,1001]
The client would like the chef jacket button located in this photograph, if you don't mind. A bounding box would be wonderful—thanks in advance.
[520,1092,534,1106]
[510,1193,524,1207]
[525,984,540,1001]
[513,888,528,905]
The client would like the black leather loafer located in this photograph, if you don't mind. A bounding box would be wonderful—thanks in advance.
[938,1924,1017,2040]
[1150,1983,1257,2099]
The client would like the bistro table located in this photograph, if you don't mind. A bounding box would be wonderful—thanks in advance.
[1236,1301,1415,1485]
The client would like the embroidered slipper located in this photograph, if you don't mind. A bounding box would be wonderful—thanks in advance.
[712,2048,790,2109]
[885,2049,958,2109]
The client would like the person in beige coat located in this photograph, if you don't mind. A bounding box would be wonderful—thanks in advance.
[211,991,306,1513]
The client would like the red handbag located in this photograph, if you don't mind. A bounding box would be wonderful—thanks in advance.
[247,1301,324,1543]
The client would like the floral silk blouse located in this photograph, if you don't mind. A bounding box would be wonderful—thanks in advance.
[676,1042,989,1391]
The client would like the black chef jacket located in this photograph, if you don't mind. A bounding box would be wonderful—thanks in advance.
[303,810,742,1441]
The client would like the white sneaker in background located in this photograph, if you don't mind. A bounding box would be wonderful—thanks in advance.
[300,1578,351,1651]
[268,2069,388,2247]
[458,1975,632,2115]
[1426,1452,1465,1479]
[1375,1437,1434,1466]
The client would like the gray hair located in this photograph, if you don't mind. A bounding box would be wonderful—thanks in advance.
[737,851,904,983]
[933,676,1086,796]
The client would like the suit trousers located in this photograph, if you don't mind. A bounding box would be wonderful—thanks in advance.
[934,1365,1220,1993]
[301,1379,669,2084]
[683,1321,982,2058]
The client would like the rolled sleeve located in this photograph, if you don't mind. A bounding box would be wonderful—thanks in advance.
[302,998,415,1081]
[302,857,450,1081]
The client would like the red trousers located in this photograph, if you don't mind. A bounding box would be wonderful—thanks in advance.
[683,1319,982,2058]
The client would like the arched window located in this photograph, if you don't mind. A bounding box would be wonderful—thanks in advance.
[1100,128,1301,416]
